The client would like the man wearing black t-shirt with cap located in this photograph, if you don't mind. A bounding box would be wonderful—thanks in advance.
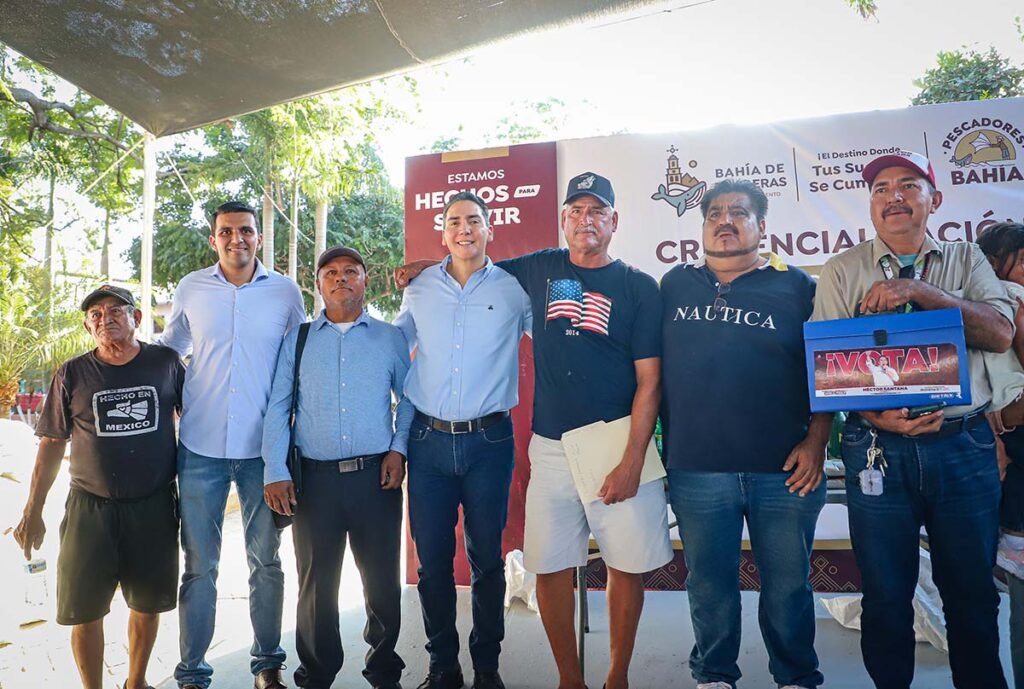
[14,284,185,689]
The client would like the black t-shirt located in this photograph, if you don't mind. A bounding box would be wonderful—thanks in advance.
[35,342,185,499]
[497,249,662,439]
[660,260,815,473]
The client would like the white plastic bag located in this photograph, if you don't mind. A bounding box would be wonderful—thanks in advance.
[503,549,539,613]
[821,547,947,652]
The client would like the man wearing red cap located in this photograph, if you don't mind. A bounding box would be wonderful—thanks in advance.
[812,151,1011,689]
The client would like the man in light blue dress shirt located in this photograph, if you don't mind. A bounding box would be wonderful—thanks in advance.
[394,191,532,689]
[263,246,413,689]
[160,201,305,689]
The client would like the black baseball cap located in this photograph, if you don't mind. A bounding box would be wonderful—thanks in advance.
[316,245,366,272]
[81,284,136,312]
[564,171,615,208]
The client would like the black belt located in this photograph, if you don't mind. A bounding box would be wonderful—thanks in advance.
[929,410,987,439]
[848,410,986,440]
[415,410,508,434]
[301,452,385,473]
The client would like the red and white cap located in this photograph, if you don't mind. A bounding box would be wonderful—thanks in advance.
[861,151,936,188]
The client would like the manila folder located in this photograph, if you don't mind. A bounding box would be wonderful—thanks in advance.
[559,416,666,504]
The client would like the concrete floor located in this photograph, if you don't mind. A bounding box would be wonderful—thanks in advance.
[4,504,1012,689]
[0,420,1014,688]
[148,587,1011,689]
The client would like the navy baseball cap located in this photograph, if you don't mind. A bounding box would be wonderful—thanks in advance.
[316,245,366,272]
[564,171,615,208]
[81,284,136,312]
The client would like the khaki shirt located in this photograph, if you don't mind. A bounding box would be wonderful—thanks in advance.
[811,234,1015,416]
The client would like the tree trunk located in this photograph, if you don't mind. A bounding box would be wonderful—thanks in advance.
[262,179,275,270]
[100,207,111,278]
[288,182,299,280]
[313,200,329,314]
[0,379,19,415]
[44,176,56,329]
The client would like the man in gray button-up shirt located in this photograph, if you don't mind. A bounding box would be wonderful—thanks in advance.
[262,246,413,689]
[812,152,1011,689]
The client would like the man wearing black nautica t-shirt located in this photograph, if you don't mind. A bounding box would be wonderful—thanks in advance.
[660,180,829,689]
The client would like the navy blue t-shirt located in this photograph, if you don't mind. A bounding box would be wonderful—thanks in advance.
[660,259,815,473]
[498,249,661,439]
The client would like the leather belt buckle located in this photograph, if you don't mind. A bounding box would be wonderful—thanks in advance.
[448,419,474,434]
[338,454,383,472]
[337,457,364,473]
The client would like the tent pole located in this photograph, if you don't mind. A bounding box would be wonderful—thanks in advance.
[141,132,156,341]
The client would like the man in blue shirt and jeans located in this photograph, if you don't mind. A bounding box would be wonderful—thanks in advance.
[395,191,532,689]
[161,201,305,689]
[264,246,413,689]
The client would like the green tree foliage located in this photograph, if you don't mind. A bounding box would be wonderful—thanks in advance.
[1,46,142,281]
[126,184,404,317]
[325,191,405,318]
[912,46,1024,105]
[0,268,93,408]
[845,0,878,20]
[122,85,410,317]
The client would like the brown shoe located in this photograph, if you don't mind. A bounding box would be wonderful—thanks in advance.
[255,668,288,689]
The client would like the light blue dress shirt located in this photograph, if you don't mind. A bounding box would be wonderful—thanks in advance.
[159,260,305,459]
[394,257,532,422]
[261,310,414,485]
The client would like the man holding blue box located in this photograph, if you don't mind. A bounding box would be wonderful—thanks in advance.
[812,151,1012,689]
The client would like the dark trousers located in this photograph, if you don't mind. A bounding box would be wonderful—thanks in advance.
[292,458,405,689]
[841,418,1007,689]
[407,415,515,674]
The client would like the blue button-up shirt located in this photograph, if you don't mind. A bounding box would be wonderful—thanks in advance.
[394,257,532,421]
[262,310,414,485]
[159,260,305,459]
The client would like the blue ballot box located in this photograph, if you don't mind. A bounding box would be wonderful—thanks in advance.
[803,308,971,413]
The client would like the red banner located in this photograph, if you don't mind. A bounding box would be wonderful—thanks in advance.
[403,142,559,585]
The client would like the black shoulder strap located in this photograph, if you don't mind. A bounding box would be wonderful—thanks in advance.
[289,323,311,430]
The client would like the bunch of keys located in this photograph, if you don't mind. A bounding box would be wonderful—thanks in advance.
[859,429,887,496]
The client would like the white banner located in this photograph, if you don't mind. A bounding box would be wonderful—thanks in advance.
[556,97,1024,280]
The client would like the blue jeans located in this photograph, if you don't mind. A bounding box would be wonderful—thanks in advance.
[1010,574,1024,689]
[174,445,286,688]
[407,414,515,674]
[667,469,825,688]
[842,418,1007,689]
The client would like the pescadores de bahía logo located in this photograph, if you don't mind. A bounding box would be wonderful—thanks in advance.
[650,146,706,217]
[942,115,1023,185]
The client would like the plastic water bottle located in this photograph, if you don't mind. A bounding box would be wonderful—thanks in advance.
[23,558,48,608]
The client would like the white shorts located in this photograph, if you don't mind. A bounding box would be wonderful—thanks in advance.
[523,433,673,575]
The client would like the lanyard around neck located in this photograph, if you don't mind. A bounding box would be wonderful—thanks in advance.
[878,252,933,313]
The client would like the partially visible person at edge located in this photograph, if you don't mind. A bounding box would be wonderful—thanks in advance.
[812,151,1011,689]
[160,201,305,689]
[396,172,672,689]
[977,221,1024,689]
[263,246,412,689]
[393,191,532,689]
[15,285,184,689]
[660,179,827,689]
